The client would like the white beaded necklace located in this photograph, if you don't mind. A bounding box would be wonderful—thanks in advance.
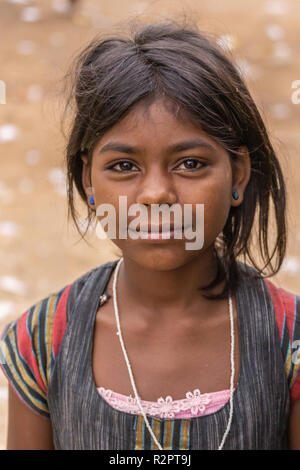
[112,257,235,450]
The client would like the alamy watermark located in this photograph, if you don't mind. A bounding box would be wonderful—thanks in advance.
[0,347,6,365]
[93,195,204,250]
[292,340,300,366]
[291,80,300,105]
[0,80,6,104]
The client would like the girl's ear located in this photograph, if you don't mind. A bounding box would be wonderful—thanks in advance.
[231,146,251,206]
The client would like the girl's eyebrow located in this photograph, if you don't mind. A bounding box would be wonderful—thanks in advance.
[98,138,215,155]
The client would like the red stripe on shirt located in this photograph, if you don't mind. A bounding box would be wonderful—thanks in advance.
[52,285,71,358]
[291,376,300,405]
[277,287,296,338]
[17,309,47,394]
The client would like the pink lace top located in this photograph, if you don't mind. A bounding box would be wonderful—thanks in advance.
[97,387,233,419]
[97,292,233,419]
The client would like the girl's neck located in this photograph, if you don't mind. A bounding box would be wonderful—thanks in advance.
[114,248,224,320]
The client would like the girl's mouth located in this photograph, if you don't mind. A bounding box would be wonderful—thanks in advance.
[127,226,192,241]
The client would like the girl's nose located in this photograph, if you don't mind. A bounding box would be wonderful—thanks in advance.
[135,171,177,206]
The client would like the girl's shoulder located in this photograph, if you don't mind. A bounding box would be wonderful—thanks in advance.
[263,277,300,404]
[236,260,300,403]
[238,261,299,347]
[0,260,116,418]
[263,277,299,336]
[0,283,71,418]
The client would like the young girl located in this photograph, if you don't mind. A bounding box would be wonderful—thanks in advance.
[1,19,299,450]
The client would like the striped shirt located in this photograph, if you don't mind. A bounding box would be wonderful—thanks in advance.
[0,264,299,422]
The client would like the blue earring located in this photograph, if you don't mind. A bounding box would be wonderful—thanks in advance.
[89,196,95,205]
[232,190,239,200]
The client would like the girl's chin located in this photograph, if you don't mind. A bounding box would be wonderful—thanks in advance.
[114,245,200,270]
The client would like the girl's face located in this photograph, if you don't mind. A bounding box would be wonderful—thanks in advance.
[81,98,250,271]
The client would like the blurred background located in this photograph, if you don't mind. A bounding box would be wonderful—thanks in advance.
[0,0,300,448]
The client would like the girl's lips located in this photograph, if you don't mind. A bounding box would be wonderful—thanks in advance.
[127,226,192,241]
[139,230,176,240]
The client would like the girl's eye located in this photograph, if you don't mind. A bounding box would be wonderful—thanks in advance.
[107,158,206,173]
[176,158,206,171]
[108,161,139,172]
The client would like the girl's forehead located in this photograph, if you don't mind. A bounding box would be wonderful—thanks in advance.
[110,98,197,130]
[94,99,220,152]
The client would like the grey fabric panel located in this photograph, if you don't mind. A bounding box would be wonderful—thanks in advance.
[47,259,290,450]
